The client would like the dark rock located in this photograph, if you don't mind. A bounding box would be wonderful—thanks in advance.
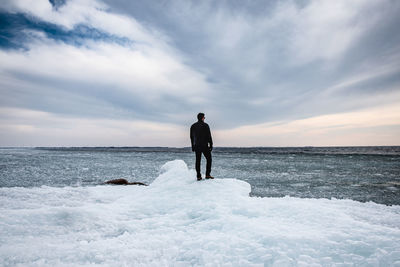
[105,178,147,186]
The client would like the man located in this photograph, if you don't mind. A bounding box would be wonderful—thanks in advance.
[190,113,214,181]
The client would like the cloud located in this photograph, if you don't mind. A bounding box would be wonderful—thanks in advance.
[2,101,399,147]
[0,0,212,124]
[0,0,399,146]
[215,102,400,146]
[0,107,187,147]
[103,0,400,126]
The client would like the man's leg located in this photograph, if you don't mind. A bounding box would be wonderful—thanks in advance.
[195,150,202,178]
[203,149,212,177]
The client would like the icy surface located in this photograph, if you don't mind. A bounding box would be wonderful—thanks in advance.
[2,147,400,205]
[1,160,399,266]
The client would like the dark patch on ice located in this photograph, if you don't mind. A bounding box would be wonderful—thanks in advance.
[104,178,147,186]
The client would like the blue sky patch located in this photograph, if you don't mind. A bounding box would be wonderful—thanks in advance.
[0,12,132,50]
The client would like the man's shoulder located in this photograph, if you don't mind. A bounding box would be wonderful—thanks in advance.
[191,121,200,129]
[191,121,209,128]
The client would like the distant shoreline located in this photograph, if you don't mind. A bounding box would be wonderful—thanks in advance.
[1,146,399,156]
[1,145,399,149]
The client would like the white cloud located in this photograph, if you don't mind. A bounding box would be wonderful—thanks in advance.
[0,0,213,121]
[283,1,359,63]
[0,107,187,147]
[204,0,394,74]
[4,0,154,42]
[215,102,400,147]
[0,0,399,146]
[2,102,399,147]
[0,38,208,97]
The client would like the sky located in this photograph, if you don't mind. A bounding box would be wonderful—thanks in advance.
[0,0,399,147]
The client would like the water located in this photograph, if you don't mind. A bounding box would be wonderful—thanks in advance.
[1,149,400,265]
[1,146,399,205]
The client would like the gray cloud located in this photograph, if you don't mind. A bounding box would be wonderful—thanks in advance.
[0,0,399,146]
[103,0,400,127]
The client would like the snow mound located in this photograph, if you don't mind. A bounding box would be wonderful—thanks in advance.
[151,159,194,187]
[0,160,399,266]
[150,160,250,197]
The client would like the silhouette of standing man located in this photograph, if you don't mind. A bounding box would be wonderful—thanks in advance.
[190,113,214,181]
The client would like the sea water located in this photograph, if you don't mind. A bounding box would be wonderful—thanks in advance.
[1,147,399,205]
[0,147,399,266]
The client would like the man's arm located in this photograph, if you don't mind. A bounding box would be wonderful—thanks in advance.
[207,124,213,150]
[190,125,195,151]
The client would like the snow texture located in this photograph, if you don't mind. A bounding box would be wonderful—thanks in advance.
[1,160,399,266]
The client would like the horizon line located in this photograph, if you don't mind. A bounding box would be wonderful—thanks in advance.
[1,145,399,149]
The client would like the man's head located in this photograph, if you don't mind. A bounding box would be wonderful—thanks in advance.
[197,113,205,121]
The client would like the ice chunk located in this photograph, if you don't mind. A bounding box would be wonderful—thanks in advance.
[0,160,399,266]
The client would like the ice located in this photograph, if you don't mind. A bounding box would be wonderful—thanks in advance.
[1,160,399,266]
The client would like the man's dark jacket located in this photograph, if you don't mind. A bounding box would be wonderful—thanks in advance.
[190,120,213,151]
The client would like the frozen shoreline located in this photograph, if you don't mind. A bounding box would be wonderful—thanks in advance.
[1,160,399,266]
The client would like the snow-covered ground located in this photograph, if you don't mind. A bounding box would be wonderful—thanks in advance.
[1,160,399,266]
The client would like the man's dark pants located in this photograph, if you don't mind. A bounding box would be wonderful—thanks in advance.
[195,148,212,177]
